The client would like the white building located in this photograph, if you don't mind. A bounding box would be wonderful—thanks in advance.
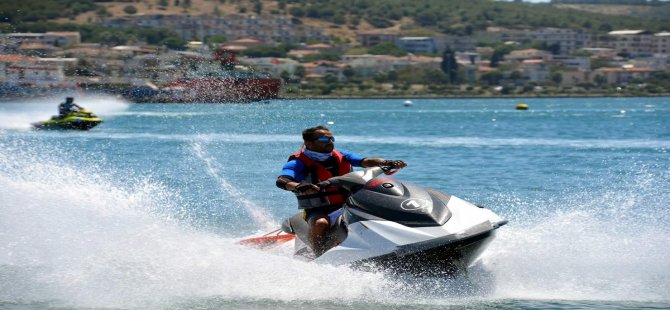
[653,32,670,54]
[102,14,327,44]
[601,30,655,57]
[595,66,658,84]
[456,52,482,65]
[5,31,80,47]
[6,60,72,88]
[580,47,617,58]
[506,49,552,62]
[433,35,476,52]
[356,30,401,47]
[239,57,299,76]
[551,55,591,70]
[397,37,437,54]
[521,59,550,82]
[530,27,591,54]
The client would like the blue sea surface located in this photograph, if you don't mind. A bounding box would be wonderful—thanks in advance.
[1,96,669,309]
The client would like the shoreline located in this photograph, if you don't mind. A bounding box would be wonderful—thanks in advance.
[276,93,670,100]
[2,92,670,103]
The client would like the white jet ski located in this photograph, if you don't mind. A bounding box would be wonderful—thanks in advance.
[240,166,507,275]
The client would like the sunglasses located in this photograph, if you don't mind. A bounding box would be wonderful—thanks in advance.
[314,136,335,143]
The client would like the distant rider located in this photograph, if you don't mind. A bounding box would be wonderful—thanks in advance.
[58,97,82,118]
[276,125,407,257]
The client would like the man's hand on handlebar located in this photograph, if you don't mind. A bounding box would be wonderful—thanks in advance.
[381,160,407,169]
[379,159,407,175]
[294,182,320,194]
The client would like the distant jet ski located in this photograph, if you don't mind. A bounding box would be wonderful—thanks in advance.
[32,109,103,130]
[240,166,507,276]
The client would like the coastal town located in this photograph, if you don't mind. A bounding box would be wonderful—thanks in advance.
[1,3,670,101]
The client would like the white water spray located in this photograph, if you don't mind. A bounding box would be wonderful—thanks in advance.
[481,167,670,302]
[0,141,392,308]
[1,134,669,308]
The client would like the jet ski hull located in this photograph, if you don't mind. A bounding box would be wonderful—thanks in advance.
[244,220,502,276]
[350,222,500,275]
[32,114,102,130]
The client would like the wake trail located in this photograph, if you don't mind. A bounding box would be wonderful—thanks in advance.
[190,141,277,231]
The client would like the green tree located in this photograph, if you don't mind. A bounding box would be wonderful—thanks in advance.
[416,12,438,27]
[365,16,393,28]
[324,74,338,84]
[490,50,503,68]
[252,0,262,14]
[598,23,613,32]
[242,45,287,58]
[333,14,346,25]
[440,47,458,84]
[66,59,97,76]
[537,42,561,55]
[95,6,110,18]
[206,35,228,46]
[480,71,503,86]
[421,69,448,84]
[373,72,388,83]
[368,42,406,57]
[301,52,342,62]
[289,6,305,17]
[591,58,610,70]
[387,70,398,82]
[161,36,186,50]
[490,45,515,68]
[280,70,291,82]
[123,5,138,14]
[342,65,355,80]
[551,72,563,85]
[510,70,523,82]
[294,66,306,79]
[320,84,334,95]
[96,30,127,46]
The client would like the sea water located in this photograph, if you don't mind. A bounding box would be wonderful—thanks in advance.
[0,96,669,309]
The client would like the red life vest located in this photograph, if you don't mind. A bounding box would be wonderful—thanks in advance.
[288,149,353,209]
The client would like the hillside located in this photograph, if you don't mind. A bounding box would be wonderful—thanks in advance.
[85,0,670,34]
[554,3,670,20]
[2,0,670,43]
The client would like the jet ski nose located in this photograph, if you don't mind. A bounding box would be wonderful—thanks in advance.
[493,220,509,229]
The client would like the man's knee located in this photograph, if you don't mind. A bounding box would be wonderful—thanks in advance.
[312,217,330,232]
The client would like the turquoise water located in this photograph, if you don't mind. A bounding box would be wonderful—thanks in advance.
[1,96,669,309]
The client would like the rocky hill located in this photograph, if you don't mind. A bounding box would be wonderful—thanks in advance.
[554,3,670,20]
[3,0,670,43]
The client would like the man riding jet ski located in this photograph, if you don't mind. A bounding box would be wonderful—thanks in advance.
[240,165,507,276]
[32,97,103,130]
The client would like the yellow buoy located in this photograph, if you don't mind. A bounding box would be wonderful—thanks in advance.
[516,103,529,110]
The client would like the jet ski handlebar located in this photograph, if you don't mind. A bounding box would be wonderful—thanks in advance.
[316,167,387,191]
[379,160,404,175]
